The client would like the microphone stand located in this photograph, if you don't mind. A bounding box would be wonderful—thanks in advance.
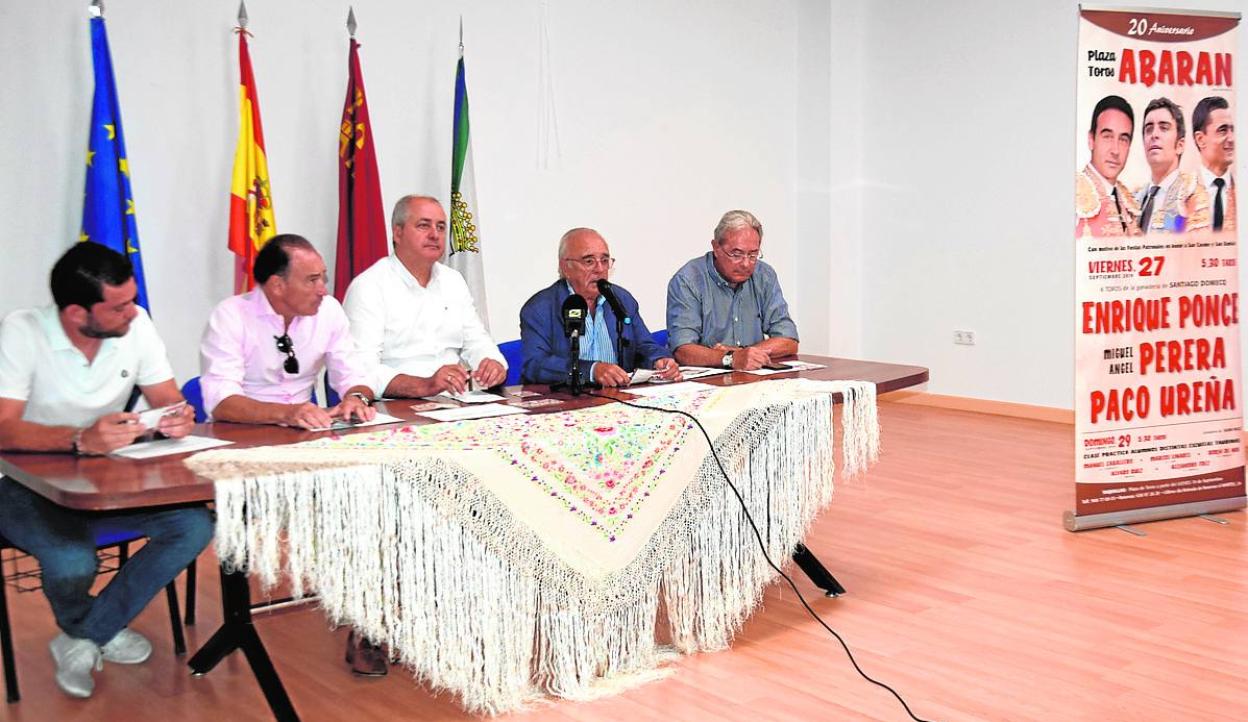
[613,313,629,373]
[568,330,584,396]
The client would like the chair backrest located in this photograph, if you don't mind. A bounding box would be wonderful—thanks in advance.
[498,340,523,386]
[181,377,207,423]
[651,328,669,349]
[182,374,339,419]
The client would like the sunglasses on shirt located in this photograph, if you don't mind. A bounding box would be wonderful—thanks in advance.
[274,334,299,374]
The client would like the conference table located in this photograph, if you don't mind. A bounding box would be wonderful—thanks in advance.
[0,355,927,720]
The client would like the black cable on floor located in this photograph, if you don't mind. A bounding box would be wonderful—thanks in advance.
[587,390,936,722]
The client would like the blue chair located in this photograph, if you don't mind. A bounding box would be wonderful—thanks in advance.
[498,340,523,386]
[183,375,339,417]
[651,328,669,348]
[181,377,207,423]
[0,531,190,703]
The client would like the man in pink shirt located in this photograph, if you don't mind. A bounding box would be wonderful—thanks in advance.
[200,234,376,428]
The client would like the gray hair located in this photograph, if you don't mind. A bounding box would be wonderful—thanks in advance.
[713,210,764,244]
[391,194,442,229]
[557,227,600,278]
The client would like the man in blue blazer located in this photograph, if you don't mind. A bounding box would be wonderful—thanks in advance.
[520,228,682,386]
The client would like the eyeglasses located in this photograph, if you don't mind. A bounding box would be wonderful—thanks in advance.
[274,334,299,374]
[563,255,616,270]
[722,250,763,262]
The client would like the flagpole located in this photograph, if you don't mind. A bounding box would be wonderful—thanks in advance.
[237,0,248,30]
[347,7,357,38]
[89,0,103,18]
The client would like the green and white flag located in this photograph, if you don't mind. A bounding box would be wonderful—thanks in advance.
[446,34,489,325]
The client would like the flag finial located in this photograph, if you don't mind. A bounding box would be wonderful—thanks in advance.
[347,7,357,38]
[237,0,249,29]
[458,16,464,52]
[89,0,103,18]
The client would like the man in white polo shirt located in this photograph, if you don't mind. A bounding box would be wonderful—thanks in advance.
[343,195,506,398]
[0,242,214,699]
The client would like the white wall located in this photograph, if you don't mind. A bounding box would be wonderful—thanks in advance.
[3,1,1243,410]
[857,0,1246,408]
[0,0,802,384]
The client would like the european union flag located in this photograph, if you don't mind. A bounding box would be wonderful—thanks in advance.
[81,14,149,310]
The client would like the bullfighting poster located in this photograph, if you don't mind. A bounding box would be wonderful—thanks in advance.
[1071,6,1245,530]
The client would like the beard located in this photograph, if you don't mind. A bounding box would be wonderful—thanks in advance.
[79,316,127,339]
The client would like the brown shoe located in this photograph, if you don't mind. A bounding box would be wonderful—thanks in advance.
[345,630,389,677]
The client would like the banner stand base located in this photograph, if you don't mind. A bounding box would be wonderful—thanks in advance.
[1199,514,1230,525]
[1064,496,1246,532]
[1115,524,1147,537]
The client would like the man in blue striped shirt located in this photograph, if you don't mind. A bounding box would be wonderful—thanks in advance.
[520,228,680,386]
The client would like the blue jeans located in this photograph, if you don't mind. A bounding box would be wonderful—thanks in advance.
[0,477,214,646]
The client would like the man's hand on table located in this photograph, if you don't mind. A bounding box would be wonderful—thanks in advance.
[78,412,146,455]
[472,358,507,389]
[713,343,771,371]
[653,357,683,381]
[592,362,631,387]
[155,403,196,439]
[282,403,335,431]
[331,394,376,424]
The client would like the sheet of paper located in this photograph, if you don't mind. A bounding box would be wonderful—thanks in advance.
[625,381,714,397]
[136,402,189,430]
[308,412,404,432]
[417,404,529,422]
[742,360,827,376]
[629,368,657,385]
[509,398,564,410]
[677,366,733,380]
[423,390,508,405]
[409,401,456,413]
[111,435,234,460]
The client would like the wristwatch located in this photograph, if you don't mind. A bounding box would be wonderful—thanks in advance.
[721,350,734,369]
[348,392,372,407]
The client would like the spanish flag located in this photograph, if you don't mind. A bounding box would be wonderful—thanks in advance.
[227,29,276,293]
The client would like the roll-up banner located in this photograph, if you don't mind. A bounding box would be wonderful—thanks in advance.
[1071,5,1245,531]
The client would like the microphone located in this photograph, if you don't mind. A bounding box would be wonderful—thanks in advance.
[561,293,588,338]
[595,279,628,322]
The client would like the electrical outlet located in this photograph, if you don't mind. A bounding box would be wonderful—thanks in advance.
[953,330,976,346]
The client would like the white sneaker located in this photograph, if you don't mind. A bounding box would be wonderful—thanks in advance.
[49,633,102,699]
[100,628,152,664]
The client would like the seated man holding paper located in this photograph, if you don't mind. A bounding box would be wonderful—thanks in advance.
[666,209,799,371]
[0,242,213,699]
[200,234,376,429]
[343,194,506,398]
[520,227,680,387]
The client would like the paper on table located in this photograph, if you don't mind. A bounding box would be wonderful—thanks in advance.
[307,412,404,432]
[629,368,657,385]
[743,360,827,376]
[111,435,234,460]
[417,404,529,422]
[677,366,733,380]
[423,390,508,404]
[625,381,715,397]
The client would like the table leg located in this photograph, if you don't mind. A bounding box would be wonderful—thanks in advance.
[188,566,300,721]
[792,543,847,597]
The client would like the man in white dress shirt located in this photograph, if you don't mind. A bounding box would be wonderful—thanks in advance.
[343,195,506,397]
[1192,95,1236,233]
